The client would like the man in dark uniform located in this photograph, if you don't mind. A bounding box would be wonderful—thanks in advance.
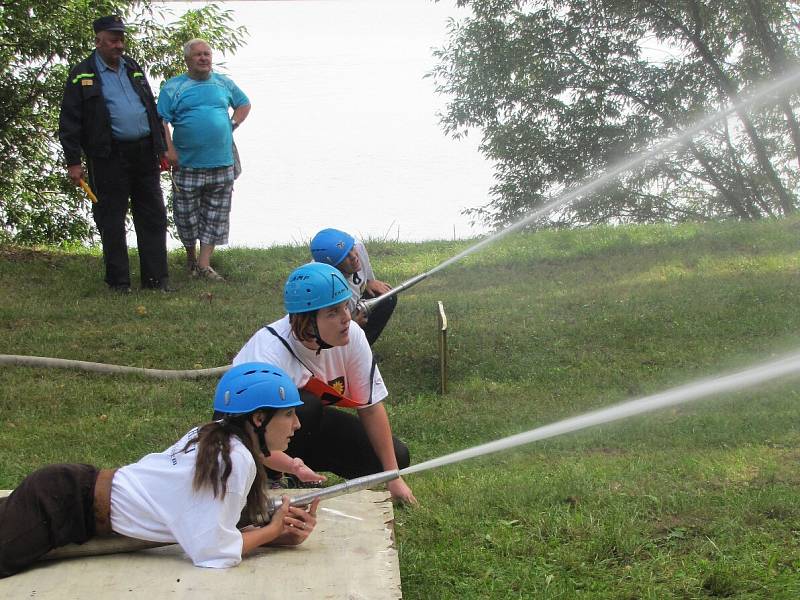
[59,15,170,293]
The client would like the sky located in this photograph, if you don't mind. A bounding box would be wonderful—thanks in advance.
[155,0,495,248]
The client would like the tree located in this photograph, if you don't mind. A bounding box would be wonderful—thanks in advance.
[0,1,246,245]
[431,0,800,229]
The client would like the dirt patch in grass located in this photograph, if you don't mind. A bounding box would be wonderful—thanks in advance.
[651,513,708,541]
[0,246,62,263]
[1,318,33,330]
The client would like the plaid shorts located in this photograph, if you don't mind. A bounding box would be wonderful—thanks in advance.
[172,166,235,246]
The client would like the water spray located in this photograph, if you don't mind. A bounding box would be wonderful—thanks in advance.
[37,347,800,560]
[264,348,800,514]
[2,70,797,376]
[354,68,800,315]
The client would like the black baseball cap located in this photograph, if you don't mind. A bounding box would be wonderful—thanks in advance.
[93,15,126,34]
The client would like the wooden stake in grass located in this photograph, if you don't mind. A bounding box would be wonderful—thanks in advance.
[437,300,448,395]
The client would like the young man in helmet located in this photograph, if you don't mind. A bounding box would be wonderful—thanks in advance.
[234,262,417,505]
[310,228,396,345]
[0,363,318,578]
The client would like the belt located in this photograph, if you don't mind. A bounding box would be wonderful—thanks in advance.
[93,467,118,536]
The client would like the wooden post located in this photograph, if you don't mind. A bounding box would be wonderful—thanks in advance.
[437,301,448,395]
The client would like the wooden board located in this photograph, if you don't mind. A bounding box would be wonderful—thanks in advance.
[0,489,402,599]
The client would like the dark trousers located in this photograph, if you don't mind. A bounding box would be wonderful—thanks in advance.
[0,464,98,578]
[88,138,168,288]
[213,391,410,479]
[362,292,397,345]
[288,391,410,479]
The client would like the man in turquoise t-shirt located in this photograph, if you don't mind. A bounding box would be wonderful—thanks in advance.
[158,39,251,281]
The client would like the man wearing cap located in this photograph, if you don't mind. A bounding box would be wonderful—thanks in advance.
[59,15,170,293]
[158,39,251,282]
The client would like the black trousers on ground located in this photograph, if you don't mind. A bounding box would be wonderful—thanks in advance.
[0,464,98,578]
[362,292,397,346]
[214,392,410,480]
[290,390,410,478]
[88,137,168,288]
[289,391,410,478]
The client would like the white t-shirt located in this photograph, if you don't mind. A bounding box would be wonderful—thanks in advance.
[110,427,256,568]
[233,315,388,407]
[343,241,375,313]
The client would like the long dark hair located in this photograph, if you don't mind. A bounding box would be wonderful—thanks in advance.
[187,410,276,523]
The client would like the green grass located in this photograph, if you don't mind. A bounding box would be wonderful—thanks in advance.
[2,218,800,598]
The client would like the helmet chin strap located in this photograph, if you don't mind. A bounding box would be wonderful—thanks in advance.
[311,317,332,355]
[249,414,270,456]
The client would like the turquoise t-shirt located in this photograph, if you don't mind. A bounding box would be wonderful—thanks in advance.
[157,73,249,168]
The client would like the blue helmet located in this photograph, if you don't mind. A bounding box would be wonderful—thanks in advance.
[310,228,355,267]
[214,362,302,415]
[284,262,352,314]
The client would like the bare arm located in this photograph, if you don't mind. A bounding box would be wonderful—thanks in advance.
[162,121,178,167]
[263,449,326,483]
[365,279,391,296]
[358,403,417,504]
[241,496,319,554]
[231,104,251,128]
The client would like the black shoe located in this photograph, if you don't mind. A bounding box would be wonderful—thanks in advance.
[284,474,324,489]
[109,284,131,294]
[143,277,176,293]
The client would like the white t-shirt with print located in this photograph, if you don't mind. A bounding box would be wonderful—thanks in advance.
[233,315,388,407]
[110,427,256,568]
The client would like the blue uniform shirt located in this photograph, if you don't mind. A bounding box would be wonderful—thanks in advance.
[157,72,249,168]
[94,53,151,141]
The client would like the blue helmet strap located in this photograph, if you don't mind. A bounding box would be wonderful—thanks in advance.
[311,316,333,355]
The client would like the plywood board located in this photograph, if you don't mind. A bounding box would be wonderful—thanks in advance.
[0,489,401,599]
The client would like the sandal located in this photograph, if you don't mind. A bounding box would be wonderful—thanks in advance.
[198,266,225,281]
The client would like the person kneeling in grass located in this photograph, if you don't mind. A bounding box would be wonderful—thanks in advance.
[310,228,396,345]
[233,262,416,505]
[0,362,318,578]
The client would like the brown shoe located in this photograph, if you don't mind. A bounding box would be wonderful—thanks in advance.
[187,259,199,277]
[198,266,225,281]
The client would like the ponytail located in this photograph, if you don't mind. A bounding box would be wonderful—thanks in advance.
[187,414,272,523]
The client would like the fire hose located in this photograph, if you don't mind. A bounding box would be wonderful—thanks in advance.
[35,346,800,560]
[0,355,228,379]
[355,272,429,319]
[0,268,432,379]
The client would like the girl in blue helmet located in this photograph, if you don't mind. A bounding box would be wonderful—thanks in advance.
[309,228,396,345]
[234,263,417,505]
[0,363,319,578]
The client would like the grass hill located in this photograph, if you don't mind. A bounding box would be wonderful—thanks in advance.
[1,218,799,598]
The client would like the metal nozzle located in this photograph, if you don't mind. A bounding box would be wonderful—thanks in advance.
[357,272,429,318]
[265,469,400,520]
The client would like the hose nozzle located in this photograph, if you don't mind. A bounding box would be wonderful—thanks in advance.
[258,469,400,524]
[357,272,429,318]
